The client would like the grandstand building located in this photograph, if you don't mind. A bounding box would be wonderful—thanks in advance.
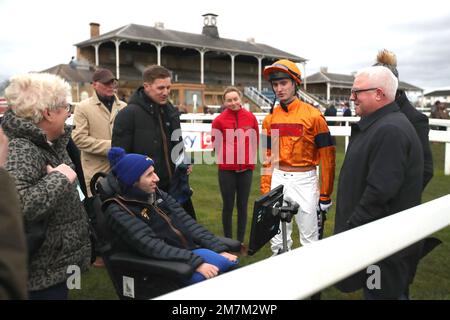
[305,67,423,105]
[42,14,305,112]
[423,89,450,105]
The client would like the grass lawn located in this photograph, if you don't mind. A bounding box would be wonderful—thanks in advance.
[70,137,450,300]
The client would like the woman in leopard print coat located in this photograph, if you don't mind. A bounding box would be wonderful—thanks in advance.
[2,73,91,299]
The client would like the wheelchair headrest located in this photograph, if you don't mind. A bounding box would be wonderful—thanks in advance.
[91,172,122,200]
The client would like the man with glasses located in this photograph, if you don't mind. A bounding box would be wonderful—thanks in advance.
[261,59,336,258]
[334,66,424,300]
[72,68,126,197]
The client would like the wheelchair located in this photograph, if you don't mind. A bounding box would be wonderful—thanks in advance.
[87,172,241,300]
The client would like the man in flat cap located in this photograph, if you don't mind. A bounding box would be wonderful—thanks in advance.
[72,68,126,267]
[72,68,127,196]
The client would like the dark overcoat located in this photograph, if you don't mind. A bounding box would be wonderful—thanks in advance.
[334,102,424,298]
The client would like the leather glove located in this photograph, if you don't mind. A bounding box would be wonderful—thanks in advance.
[317,199,331,240]
[316,206,327,240]
[318,198,332,212]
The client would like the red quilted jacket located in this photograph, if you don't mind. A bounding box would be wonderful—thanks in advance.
[211,107,259,171]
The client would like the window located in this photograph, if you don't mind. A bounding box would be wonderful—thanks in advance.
[125,53,133,63]
[170,89,180,105]
[185,90,203,106]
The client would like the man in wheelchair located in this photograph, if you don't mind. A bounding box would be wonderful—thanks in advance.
[93,147,239,299]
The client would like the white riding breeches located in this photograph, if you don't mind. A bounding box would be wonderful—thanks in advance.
[269,168,319,254]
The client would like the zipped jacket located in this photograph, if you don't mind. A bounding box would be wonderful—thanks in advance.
[211,107,259,171]
[260,98,336,201]
[112,87,183,191]
[396,91,433,189]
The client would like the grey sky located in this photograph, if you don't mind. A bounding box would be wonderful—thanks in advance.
[1,0,449,92]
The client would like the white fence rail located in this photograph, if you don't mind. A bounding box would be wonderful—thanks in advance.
[156,194,450,300]
[180,115,450,175]
[243,87,272,111]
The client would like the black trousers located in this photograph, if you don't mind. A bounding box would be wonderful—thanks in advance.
[218,169,253,243]
[29,282,68,300]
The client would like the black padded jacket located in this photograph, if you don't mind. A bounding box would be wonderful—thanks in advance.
[112,87,183,191]
[101,179,227,269]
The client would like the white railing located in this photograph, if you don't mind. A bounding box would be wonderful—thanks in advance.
[240,87,324,111]
[298,88,324,107]
[180,113,217,122]
[243,87,272,111]
[180,115,450,175]
[155,194,450,300]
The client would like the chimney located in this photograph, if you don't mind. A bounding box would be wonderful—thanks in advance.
[90,22,100,38]
[202,13,219,38]
[247,37,255,44]
[154,22,164,29]
[320,66,328,73]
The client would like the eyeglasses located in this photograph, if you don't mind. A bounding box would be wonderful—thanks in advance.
[47,103,72,115]
[59,103,72,113]
[350,87,378,99]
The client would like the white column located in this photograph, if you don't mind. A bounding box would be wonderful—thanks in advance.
[327,82,331,103]
[94,44,100,66]
[257,56,263,91]
[230,54,235,86]
[156,44,162,66]
[114,40,122,79]
[199,49,205,84]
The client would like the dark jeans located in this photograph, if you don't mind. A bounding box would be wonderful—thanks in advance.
[218,169,253,243]
[28,282,68,300]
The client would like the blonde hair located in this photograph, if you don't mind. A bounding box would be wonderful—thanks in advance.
[5,73,71,124]
[222,86,242,101]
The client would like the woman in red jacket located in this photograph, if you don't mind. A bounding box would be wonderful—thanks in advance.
[212,87,259,246]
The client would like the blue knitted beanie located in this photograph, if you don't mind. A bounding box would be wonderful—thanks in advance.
[108,147,154,187]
